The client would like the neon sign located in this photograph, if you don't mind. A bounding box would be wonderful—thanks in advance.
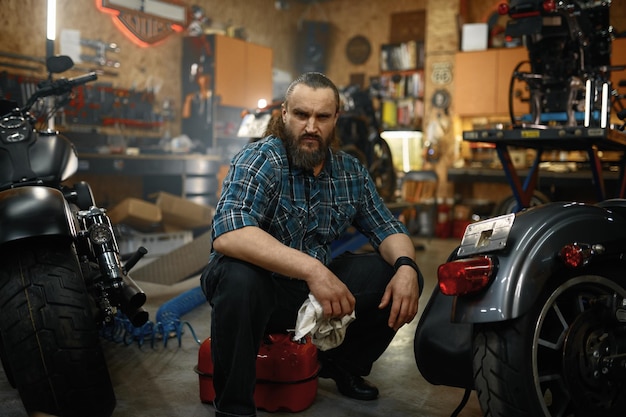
[97,0,188,47]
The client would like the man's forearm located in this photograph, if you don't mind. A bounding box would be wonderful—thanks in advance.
[212,226,322,281]
[378,233,417,266]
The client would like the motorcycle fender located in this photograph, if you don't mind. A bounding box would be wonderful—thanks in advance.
[452,201,626,323]
[0,187,76,244]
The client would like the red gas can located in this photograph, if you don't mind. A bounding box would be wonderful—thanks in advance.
[196,333,320,412]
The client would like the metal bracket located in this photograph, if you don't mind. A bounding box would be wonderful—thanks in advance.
[80,38,121,68]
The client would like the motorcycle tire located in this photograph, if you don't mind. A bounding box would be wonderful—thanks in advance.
[472,264,626,417]
[368,137,397,203]
[0,331,16,388]
[492,190,550,215]
[0,238,116,417]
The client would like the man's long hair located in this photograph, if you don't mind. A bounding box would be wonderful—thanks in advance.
[264,72,341,151]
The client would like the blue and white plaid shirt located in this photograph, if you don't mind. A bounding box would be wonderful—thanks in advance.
[211,136,408,266]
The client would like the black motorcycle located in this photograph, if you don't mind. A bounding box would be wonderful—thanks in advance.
[415,2,626,417]
[417,202,626,417]
[0,55,148,417]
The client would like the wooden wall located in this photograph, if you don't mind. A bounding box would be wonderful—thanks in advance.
[2,0,624,120]
[1,0,624,111]
[1,0,625,200]
[0,0,427,135]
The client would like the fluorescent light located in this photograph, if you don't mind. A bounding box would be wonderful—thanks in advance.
[144,0,186,23]
[402,136,411,172]
[380,130,423,140]
[47,0,56,41]
[105,0,143,10]
[584,79,591,127]
[601,82,608,128]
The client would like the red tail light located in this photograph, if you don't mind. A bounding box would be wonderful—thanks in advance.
[437,256,495,296]
[559,244,585,268]
[543,0,556,12]
[558,243,598,268]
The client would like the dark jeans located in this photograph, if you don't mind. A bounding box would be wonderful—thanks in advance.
[200,252,397,417]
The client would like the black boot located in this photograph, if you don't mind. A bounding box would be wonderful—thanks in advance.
[318,356,379,401]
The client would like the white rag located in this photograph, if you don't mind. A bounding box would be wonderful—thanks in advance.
[293,293,356,351]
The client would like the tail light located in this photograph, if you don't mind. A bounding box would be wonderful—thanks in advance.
[437,256,495,296]
[558,243,603,268]
[542,0,556,13]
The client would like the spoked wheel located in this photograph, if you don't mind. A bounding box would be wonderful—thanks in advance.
[492,190,550,215]
[473,267,626,417]
[0,238,115,417]
[368,137,397,202]
[341,144,368,167]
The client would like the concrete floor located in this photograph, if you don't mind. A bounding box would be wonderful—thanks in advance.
[0,238,483,417]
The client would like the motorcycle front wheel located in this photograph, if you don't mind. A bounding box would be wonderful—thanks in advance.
[0,238,116,417]
[473,265,626,417]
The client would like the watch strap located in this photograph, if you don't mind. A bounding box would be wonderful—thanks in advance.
[394,256,418,272]
[393,256,424,295]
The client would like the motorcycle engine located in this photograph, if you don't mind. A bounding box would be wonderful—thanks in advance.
[505,0,613,116]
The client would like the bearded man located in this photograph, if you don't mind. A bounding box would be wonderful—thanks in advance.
[201,72,422,417]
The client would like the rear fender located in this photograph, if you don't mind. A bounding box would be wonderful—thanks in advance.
[452,201,626,323]
[0,187,76,244]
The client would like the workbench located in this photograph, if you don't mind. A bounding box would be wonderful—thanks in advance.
[462,126,626,211]
[75,153,222,207]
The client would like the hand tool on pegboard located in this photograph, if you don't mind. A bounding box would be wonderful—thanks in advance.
[80,38,120,68]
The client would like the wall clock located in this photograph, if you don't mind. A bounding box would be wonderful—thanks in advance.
[345,35,371,65]
[432,89,451,110]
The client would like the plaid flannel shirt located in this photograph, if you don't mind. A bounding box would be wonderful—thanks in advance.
[211,136,408,266]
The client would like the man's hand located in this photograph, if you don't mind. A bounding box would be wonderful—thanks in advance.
[378,266,420,331]
[304,264,356,320]
[214,227,355,319]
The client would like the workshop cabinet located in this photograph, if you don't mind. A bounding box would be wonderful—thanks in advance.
[213,35,273,109]
[454,47,528,117]
[182,35,272,109]
[612,38,626,92]
[181,35,273,151]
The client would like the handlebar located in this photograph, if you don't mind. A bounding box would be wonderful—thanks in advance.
[21,72,98,112]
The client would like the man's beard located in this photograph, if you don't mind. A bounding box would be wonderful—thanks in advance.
[284,125,331,171]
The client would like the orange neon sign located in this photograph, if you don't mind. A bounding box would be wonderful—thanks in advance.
[96,0,188,47]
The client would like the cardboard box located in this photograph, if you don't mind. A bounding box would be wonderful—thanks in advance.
[107,198,162,232]
[153,192,214,230]
[131,230,213,284]
[462,23,488,51]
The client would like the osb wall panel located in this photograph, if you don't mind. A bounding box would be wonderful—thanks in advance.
[2,0,625,202]
[288,0,427,87]
[0,0,47,59]
[4,1,622,94]
[2,0,625,112]
[0,0,428,131]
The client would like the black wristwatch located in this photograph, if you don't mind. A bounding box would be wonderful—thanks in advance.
[394,256,418,273]
[393,256,424,294]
